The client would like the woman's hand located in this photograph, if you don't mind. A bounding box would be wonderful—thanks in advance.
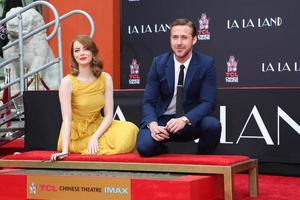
[50,152,68,161]
[87,137,100,155]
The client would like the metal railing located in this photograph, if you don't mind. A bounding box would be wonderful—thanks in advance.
[0,0,95,144]
[0,0,95,93]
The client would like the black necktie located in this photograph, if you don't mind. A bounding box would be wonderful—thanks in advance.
[176,65,185,117]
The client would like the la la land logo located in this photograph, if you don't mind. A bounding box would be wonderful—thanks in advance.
[198,13,210,40]
[262,62,299,72]
[227,17,282,29]
[129,59,140,85]
[225,56,239,83]
[128,24,170,35]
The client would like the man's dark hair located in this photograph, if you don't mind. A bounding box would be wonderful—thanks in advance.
[169,18,197,37]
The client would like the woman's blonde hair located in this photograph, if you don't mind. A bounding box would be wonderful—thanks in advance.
[70,35,103,77]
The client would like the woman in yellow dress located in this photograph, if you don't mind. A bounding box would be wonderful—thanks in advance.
[50,35,138,161]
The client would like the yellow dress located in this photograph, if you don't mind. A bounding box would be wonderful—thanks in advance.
[57,73,138,155]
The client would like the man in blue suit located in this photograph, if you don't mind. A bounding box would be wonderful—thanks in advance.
[137,18,221,157]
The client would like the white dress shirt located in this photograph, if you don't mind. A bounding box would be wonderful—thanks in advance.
[163,54,192,115]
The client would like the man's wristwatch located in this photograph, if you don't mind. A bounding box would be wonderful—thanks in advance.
[181,116,191,125]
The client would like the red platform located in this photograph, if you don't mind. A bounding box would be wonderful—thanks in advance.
[0,142,257,200]
[0,169,224,200]
[2,150,250,165]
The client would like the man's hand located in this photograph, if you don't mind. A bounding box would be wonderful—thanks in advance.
[166,117,187,134]
[148,122,169,141]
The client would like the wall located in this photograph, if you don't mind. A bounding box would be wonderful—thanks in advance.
[44,0,120,88]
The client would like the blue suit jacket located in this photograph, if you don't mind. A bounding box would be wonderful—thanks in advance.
[142,51,217,128]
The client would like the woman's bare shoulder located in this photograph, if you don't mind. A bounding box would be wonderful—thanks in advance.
[102,72,113,89]
[60,75,73,88]
[102,71,112,79]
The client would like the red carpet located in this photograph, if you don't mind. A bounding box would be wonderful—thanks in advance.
[0,171,299,199]
[235,174,300,200]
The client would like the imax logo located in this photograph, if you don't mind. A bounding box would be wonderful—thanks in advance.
[104,187,128,194]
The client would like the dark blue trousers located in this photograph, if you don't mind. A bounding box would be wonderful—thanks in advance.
[137,115,221,157]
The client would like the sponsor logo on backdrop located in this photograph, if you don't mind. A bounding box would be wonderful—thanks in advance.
[227,17,282,29]
[129,59,140,84]
[225,56,239,83]
[262,62,299,72]
[198,13,210,40]
[128,23,170,35]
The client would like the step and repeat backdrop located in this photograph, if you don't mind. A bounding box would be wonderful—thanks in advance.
[120,0,300,164]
